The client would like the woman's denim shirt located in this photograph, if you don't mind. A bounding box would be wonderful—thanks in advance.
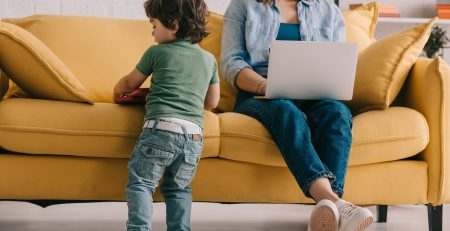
[220,0,346,89]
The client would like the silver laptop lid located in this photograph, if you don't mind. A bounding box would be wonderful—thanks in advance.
[265,41,358,100]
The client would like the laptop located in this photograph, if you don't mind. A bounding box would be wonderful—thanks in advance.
[262,41,358,100]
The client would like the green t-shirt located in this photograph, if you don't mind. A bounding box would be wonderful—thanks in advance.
[136,39,219,128]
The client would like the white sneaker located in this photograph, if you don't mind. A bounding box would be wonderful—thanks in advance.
[335,200,374,231]
[307,199,340,231]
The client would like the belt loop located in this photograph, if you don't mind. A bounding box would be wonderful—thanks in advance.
[180,124,189,140]
[152,119,159,133]
[143,120,150,129]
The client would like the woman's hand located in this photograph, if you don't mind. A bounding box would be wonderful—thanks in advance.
[236,67,268,95]
[255,80,267,95]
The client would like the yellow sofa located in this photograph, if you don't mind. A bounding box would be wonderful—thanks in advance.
[0,11,448,231]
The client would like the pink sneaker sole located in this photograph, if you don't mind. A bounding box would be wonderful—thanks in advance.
[310,205,339,231]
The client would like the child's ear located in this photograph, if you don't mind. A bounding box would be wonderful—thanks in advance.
[172,19,179,33]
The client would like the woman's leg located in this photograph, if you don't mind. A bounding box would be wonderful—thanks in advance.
[309,178,340,202]
[296,99,373,230]
[234,92,337,200]
[296,99,353,197]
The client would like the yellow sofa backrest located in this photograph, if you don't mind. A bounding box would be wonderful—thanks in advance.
[2,4,379,111]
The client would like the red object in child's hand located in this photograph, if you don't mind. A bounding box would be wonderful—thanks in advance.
[115,88,150,104]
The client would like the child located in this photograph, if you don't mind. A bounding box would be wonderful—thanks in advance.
[113,0,220,230]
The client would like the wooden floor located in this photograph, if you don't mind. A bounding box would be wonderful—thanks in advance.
[0,201,448,230]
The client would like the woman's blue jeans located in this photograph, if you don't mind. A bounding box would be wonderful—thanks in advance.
[234,90,353,198]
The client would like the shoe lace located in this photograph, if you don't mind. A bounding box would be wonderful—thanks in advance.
[339,203,359,220]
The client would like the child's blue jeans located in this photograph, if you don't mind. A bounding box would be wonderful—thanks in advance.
[126,120,203,231]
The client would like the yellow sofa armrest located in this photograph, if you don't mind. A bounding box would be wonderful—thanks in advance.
[403,57,450,204]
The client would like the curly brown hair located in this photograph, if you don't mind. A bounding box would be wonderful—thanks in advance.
[144,0,209,43]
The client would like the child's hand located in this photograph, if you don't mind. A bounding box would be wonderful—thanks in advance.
[129,88,150,97]
[113,68,149,103]
[115,88,150,104]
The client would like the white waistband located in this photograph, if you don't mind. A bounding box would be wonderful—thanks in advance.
[143,118,202,135]
[159,117,200,129]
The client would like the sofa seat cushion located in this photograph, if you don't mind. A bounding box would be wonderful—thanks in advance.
[219,107,429,167]
[0,98,220,158]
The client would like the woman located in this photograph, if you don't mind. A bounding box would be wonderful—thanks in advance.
[220,0,373,230]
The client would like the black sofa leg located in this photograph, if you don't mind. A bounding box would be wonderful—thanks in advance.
[26,200,101,208]
[427,204,443,231]
[376,205,388,223]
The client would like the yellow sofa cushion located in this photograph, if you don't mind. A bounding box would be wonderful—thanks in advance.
[343,2,378,53]
[3,15,153,103]
[218,107,428,167]
[0,22,93,104]
[0,98,220,159]
[0,69,8,100]
[0,154,429,204]
[212,3,379,112]
[1,69,28,100]
[347,18,436,114]
[2,79,28,100]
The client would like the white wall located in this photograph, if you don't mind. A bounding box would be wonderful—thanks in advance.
[0,0,440,19]
[0,0,436,18]
[0,0,230,19]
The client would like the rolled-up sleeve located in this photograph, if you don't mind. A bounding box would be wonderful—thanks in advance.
[220,0,252,90]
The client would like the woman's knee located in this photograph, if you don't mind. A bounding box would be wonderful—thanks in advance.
[237,98,294,114]
[267,99,296,111]
[316,99,352,122]
[235,99,308,127]
[269,100,307,119]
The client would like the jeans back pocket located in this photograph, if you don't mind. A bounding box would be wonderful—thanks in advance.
[174,142,203,188]
[137,144,175,181]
